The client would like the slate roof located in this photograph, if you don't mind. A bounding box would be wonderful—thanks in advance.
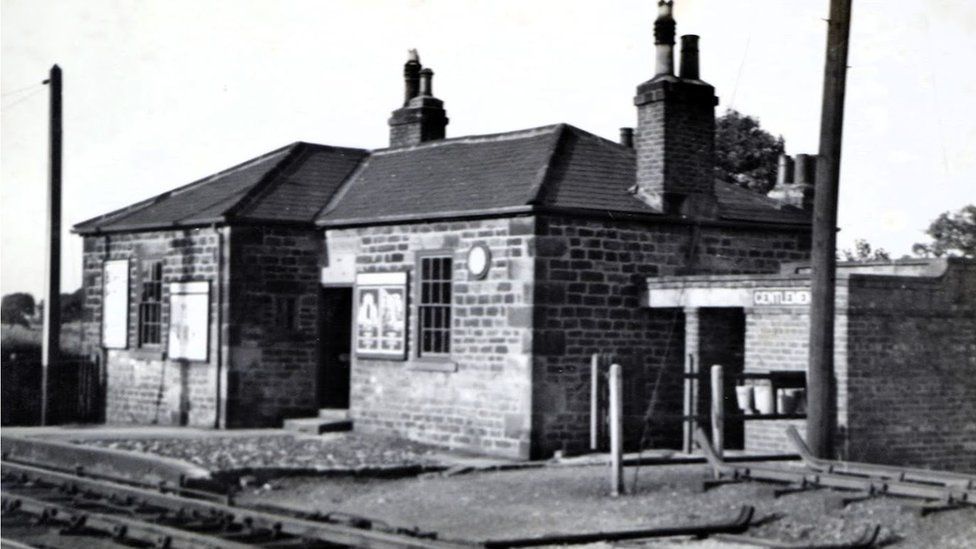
[73,143,367,234]
[75,124,809,234]
[316,124,810,227]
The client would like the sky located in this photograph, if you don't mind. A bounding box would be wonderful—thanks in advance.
[2,0,974,297]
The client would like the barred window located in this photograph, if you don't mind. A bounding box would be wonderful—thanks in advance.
[418,255,452,356]
[138,261,163,346]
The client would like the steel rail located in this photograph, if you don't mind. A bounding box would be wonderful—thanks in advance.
[481,505,754,548]
[692,428,975,505]
[785,426,976,490]
[713,524,881,549]
[2,493,255,549]
[2,460,474,549]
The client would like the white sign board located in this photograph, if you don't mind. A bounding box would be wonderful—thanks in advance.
[102,260,129,349]
[355,272,407,359]
[167,281,210,361]
[752,289,811,307]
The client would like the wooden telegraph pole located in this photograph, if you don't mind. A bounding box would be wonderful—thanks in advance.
[41,64,63,426]
[807,0,852,458]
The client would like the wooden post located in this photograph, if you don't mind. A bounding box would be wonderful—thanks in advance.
[710,364,724,459]
[590,353,600,451]
[608,363,624,496]
[41,64,63,426]
[682,307,700,454]
[808,0,852,459]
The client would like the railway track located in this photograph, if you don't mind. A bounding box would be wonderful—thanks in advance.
[1,459,469,548]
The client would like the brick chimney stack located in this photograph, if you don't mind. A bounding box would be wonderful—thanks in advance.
[389,50,449,148]
[632,1,719,217]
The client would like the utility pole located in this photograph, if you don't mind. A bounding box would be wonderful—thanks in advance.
[41,64,62,426]
[807,0,852,458]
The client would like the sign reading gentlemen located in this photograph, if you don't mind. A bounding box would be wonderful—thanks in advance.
[752,288,811,306]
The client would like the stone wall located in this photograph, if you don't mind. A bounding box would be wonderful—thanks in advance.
[845,260,976,472]
[532,215,811,457]
[225,226,323,427]
[325,217,536,458]
[81,228,221,427]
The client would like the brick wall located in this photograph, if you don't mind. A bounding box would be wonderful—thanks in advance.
[81,228,221,426]
[327,217,536,458]
[532,215,811,457]
[845,260,976,472]
[225,225,323,427]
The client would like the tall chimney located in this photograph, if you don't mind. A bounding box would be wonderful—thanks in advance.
[619,127,634,149]
[403,49,421,105]
[654,1,676,77]
[679,35,700,80]
[389,52,449,148]
[633,4,719,217]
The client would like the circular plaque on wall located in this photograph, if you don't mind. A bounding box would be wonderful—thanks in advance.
[466,243,491,279]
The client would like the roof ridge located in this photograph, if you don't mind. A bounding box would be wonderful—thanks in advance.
[312,153,374,223]
[221,144,310,220]
[72,142,299,232]
[526,123,569,205]
[371,123,564,156]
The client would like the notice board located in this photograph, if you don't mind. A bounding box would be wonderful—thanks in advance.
[167,281,210,361]
[355,271,407,359]
[102,260,129,349]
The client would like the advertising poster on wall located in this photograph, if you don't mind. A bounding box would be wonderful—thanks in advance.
[167,281,210,361]
[102,259,130,349]
[355,271,407,359]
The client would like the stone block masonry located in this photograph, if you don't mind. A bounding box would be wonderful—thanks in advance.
[327,217,536,459]
[225,226,324,427]
[81,228,222,427]
[531,215,811,458]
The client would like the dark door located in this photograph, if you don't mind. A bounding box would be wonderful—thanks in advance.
[318,287,353,409]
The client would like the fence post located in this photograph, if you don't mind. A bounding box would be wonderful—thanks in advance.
[710,364,725,459]
[591,353,600,451]
[609,363,624,496]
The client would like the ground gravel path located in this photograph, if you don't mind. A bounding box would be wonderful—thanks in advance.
[75,433,441,473]
[237,464,976,547]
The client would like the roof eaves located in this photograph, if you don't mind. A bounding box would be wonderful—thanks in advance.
[71,142,300,233]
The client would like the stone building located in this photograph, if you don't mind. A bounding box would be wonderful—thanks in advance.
[76,4,818,458]
[645,258,976,472]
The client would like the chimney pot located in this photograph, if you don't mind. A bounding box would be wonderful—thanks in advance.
[619,127,634,149]
[419,68,434,97]
[679,35,700,80]
[794,154,817,185]
[403,49,422,105]
[777,154,794,186]
[654,1,676,77]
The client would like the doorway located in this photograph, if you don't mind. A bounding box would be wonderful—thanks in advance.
[699,307,746,450]
[318,287,353,409]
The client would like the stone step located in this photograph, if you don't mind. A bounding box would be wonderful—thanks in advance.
[318,408,351,420]
[282,416,353,435]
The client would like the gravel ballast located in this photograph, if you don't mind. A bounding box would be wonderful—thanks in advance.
[75,432,441,474]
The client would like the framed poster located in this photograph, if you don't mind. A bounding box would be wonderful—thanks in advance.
[102,259,130,349]
[355,271,407,359]
[167,281,210,361]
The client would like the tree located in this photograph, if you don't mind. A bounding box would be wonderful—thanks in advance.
[1,293,36,327]
[839,239,890,262]
[715,109,785,194]
[912,204,976,258]
[60,288,85,323]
